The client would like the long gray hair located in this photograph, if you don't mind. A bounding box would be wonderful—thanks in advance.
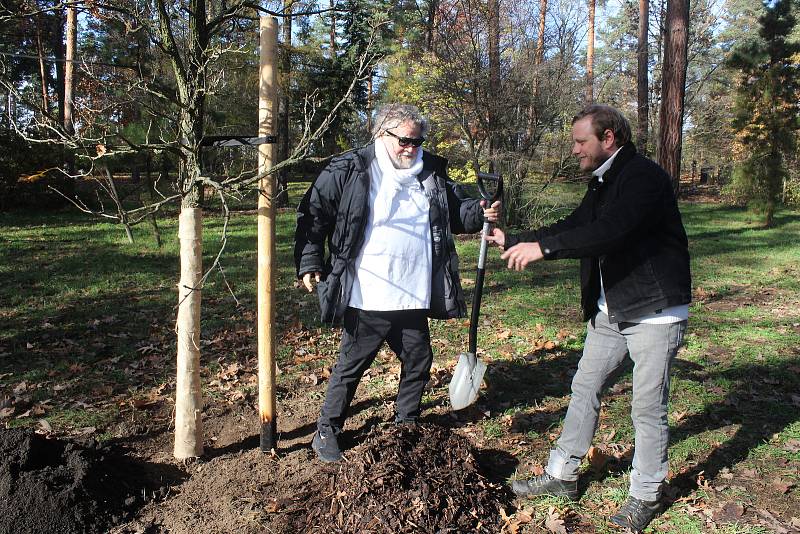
[371,103,429,138]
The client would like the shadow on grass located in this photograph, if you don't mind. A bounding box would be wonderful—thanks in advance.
[449,344,800,506]
[667,359,800,498]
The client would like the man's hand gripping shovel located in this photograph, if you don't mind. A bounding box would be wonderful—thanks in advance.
[449,172,503,411]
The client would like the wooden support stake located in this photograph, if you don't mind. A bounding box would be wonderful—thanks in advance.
[257,16,279,453]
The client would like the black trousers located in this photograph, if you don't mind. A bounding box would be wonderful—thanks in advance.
[318,307,434,433]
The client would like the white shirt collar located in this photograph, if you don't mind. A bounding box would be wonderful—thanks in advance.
[593,146,623,182]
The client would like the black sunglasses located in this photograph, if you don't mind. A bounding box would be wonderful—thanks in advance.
[385,130,425,148]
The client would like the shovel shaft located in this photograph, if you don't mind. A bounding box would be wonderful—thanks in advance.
[469,267,485,354]
[469,221,492,355]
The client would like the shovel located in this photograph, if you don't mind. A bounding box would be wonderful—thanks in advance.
[449,172,503,411]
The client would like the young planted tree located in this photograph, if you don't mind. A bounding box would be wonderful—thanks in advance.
[727,0,799,226]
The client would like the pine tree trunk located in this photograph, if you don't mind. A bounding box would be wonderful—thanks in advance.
[276,1,292,207]
[64,6,76,135]
[528,0,547,138]
[488,0,501,154]
[329,0,337,56]
[426,0,439,53]
[658,0,689,195]
[535,0,547,66]
[636,0,649,154]
[585,0,596,105]
[53,9,65,126]
[35,16,49,113]
[367,72,373,133]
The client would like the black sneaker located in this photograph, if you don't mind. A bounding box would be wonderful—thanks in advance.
[394,417,418,427]
[510,472,578,499]
[609,497,661,532]
[311,429,342,463]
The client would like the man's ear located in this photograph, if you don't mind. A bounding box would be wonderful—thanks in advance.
[602,129,616,149]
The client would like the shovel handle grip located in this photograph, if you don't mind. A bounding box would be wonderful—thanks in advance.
[476,172,503,202]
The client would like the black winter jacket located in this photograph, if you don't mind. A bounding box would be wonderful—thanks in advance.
[294,143,484,324]
[505,142,691,323]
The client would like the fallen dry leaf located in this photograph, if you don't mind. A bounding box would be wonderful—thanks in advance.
[515,509,533,523]
[672,410,689,423]
[499,508,514,533]
[712,501,745,522]
[773,478,795,494]
[526,464,545,477]
[36,419,52,433]
[544,506,567,534]
[782,438,800,453]
[587,446,612,472]
[264,498,281,513]
[755,508,790,534]
[301,373,319,386]
[739,468,759,478]
[497,329,512,340]
[129,397,159,410]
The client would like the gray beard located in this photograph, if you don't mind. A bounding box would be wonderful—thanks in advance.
[390,154,415,169]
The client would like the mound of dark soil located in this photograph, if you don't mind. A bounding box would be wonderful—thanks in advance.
[297,424,514,533]
[0,428,183,534]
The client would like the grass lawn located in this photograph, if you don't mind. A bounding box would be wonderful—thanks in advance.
[1,185,799,532]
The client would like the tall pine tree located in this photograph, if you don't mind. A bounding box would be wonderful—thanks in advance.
[728,0,799,226]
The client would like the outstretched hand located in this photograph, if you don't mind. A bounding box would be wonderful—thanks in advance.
[500,242,543,271]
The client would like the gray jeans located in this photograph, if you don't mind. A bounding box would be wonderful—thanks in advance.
[546,311,686,501]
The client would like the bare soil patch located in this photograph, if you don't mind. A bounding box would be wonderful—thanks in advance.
[2,399,516,534]
[0,428,183,534]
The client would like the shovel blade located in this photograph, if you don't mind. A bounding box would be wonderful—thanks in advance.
[449,352,487,411]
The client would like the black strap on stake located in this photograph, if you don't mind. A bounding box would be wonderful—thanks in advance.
[261,419,277,452]
[468,172,503,355]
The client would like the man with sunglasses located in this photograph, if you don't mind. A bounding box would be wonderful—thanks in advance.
[295,103,501,462]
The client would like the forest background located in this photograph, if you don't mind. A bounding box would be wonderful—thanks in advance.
[1,0,798,225]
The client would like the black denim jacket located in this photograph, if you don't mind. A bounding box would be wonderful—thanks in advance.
[505,143,691,322]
